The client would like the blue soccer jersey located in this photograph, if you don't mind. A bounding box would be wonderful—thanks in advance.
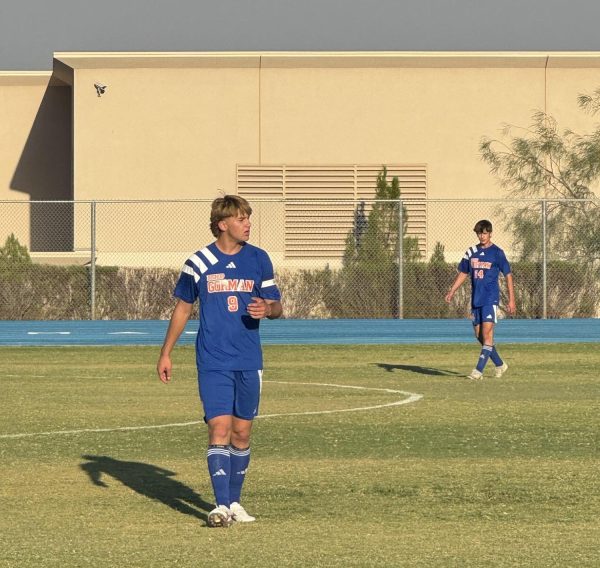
[458,243,511,308]
[173,242,281,371]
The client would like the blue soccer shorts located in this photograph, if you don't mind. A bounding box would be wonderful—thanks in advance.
[197,369,263,422]
[471,304,498,326]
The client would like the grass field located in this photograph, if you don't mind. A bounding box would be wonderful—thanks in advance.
[1,343,599,567]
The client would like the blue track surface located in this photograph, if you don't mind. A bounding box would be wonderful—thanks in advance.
[0,319,598,346]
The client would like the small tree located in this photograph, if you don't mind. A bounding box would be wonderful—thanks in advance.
[0,234,31,268]
[429,241,446,264]
[328,167,421,317]
[480,92,600,261]
[344,167,421,265]
[344,167,400,265]
[0,234,34,319]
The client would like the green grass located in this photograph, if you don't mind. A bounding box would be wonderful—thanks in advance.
[1,343,599,567]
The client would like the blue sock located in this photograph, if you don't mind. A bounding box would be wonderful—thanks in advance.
[207,445,230,507]
[490,346,503,367]
[229,445,251,504]
[476,344,493,373]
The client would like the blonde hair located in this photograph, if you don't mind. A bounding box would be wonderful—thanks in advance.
[210,195,252,237]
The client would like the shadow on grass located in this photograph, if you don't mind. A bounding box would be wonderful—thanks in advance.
[376,363,462,377]
[80,455,213,522]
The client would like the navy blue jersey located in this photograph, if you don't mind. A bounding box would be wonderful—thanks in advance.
[458,243,511,308]
[174,242,281,371]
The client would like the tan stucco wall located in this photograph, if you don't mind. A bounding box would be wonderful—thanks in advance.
[260,65,544,199]
[0,74,51,202]
[4,52,600,265]
[55,52,559,203]
[53,52,551,264]
[0,73,72,253]
[64,61,261,258]
[546,66,600,135]
[72,66,260,201]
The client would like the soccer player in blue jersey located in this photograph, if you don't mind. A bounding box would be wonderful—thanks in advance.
[445,219,516,380]
[157,195,282,528]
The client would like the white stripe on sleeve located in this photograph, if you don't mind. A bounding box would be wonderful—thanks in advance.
[182,265,200,283]
[261,279,276,288]
[189,254,208,274]
[463,247,476,260]
[200,247,219,265]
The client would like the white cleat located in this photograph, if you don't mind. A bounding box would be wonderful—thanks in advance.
[467,369,483,380]
[495,362,508,378]
[229,501,256,523]
[207,505,233,528]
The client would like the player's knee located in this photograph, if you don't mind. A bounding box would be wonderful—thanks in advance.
[231,429,250,448]
[208,422,231,444]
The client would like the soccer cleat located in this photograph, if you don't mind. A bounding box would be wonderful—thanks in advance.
[467,369,483,380]
[229,501,256,523]
[207,505,233,528]
[494,362,508,378]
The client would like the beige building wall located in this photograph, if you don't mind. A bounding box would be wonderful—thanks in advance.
[52,52,552,265]
[546,57,600,137]
[53,54,262,262]
[4,52,600,266]
[259,57,545,199]
[0,72,72,257]
[53,52,556,202]
[258,54,549,261]
[71,66,260,201]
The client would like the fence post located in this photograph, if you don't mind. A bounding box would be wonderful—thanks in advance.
[397,199,404,319]
[90,201,97,320]
[542,199,547,319]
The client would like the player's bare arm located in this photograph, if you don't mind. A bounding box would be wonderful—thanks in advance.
[157,299,193,383]
[445,272,468,303]
[505,273,516,315]
[247,297,283,320]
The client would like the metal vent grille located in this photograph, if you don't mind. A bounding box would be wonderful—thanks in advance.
[238,164,427,258]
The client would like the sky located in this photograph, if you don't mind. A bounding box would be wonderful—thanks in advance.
[2,0,600,70]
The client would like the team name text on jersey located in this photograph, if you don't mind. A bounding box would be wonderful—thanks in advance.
[471,259,492,270]
[207,279,255,293]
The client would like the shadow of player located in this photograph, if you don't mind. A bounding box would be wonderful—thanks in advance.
[80,455,213,522]
[376,363,462,377]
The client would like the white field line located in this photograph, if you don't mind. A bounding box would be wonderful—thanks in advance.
[6,374,46,378]
[262,381,423,417]
[0,381,423,440]
[107,332,148,335]
[27,331,71,335]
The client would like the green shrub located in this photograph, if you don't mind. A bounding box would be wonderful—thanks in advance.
[277,260,599,319]
[0,264,187,320]
[276,268,334,318]
[0,234,31,268]
[510,261,599,318]
[0,258,597,320]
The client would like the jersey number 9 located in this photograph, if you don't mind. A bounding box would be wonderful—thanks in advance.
[227,296,239,312]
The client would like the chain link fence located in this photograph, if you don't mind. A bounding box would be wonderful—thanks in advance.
[1,199,598,320]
